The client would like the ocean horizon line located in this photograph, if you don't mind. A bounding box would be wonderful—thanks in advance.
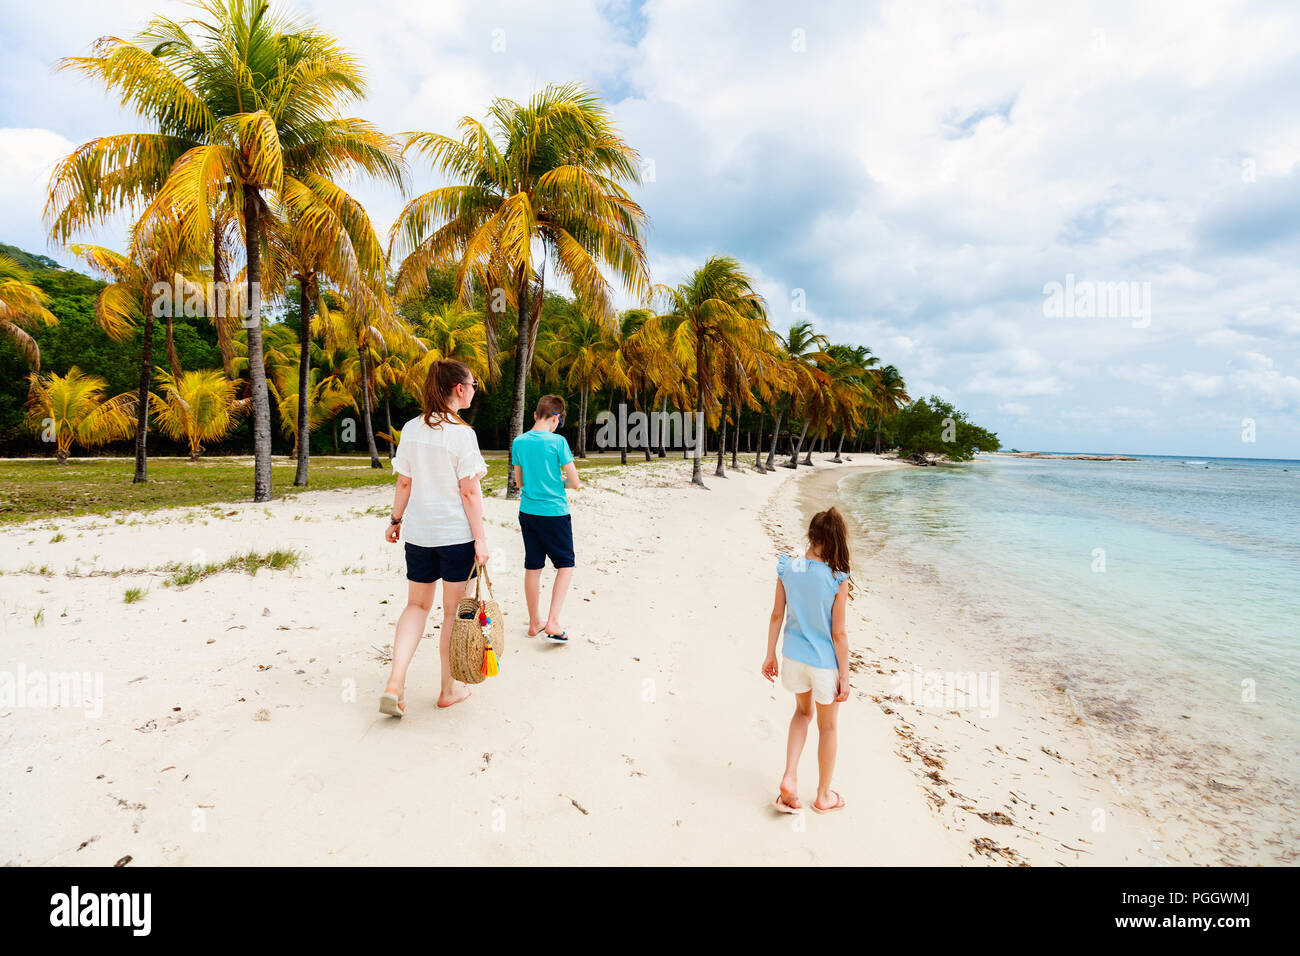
[989,450,1299,463]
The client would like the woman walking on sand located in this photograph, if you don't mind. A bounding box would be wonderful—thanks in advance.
[379,359,489,716]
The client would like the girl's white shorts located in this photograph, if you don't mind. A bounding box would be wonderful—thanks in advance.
[781,656,838,705]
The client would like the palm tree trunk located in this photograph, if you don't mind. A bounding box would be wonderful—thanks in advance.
[789,417,809,468]
[505,271,533,499]
[658,395,667,457]
[730,399,739,469]
[293,282,311,486]
[833,430,845,463]
[875,415,883,453]
[164,317,182,381]
[641,389,651,461]
[213,224,235,379]
[244,186,273,502]
[384,396,395,458]
[360,347,381,468]
[714,412,727,477]
[754,403,767,472]
[578,385,588,458]
[691,339,706,487]
[619,390,628,465]
[132,310,154,483]
[765,395,788,470]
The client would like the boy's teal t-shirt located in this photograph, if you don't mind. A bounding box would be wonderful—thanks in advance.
[777,554,848,670]
[512,429,574,516]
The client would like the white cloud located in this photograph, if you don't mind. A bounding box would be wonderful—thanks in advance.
[1194,328,1261,350]
[1180,373,1225,398]
[0,128,77,256]
[1237,351,1275,372]
[965,371,1064,397]
[1230,366,1300,411]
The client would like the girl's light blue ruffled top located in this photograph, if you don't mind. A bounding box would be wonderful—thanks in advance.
[777,554,848,670]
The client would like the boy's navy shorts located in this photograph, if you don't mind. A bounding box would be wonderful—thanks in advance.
[405,540,476,583]
[518,512,575,570]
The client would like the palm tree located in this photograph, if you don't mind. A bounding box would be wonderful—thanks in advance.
[538,304,618,458]
[24,368,136,464]
[0,256,58,371]
[764,321,830,470]
[647,256,768,487]
[822,344,878,463]
[608,309,654,464]
[872,364,911,452]
[740,331,788,472]
[368,345,413,457]
[320,295,412,468]
[72,215,204,482]
[314,338,356,453]
[390,82,650,497]
[714,347,757,476]
[266,360,352,458]
[405,302,489,390]
[714,325,786,475]
[48,0,404,502]
[150,368,249,460]
[275,175,390,485]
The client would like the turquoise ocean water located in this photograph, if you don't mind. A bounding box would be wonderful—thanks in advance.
[838,454,1299,863]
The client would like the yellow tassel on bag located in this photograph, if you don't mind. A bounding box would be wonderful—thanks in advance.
[481,640,499,677]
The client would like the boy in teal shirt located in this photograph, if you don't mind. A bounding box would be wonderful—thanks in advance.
[511,394,581,643]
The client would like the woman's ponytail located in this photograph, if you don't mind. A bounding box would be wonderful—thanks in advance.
[421,359,472,428]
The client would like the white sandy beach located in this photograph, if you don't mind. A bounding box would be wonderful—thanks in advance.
[1,454,1170,866]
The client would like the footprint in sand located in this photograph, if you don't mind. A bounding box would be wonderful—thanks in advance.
[753,718,773,740]
[380,808,405,837]
[294,772,325,794]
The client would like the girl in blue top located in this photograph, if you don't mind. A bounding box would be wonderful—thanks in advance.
[762,507,854,814]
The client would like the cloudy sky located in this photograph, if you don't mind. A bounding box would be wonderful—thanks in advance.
[3,0,1298,457]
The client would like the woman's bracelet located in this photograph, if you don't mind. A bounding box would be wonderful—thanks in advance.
[390,515,403,526]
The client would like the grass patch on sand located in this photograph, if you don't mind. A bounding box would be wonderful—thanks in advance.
[162,548,301,588]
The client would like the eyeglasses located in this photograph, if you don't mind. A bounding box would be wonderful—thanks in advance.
[462,379,478,390]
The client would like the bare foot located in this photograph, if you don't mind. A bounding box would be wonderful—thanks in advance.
[382,683,406,715]
[436,682,472,708]
[813,790,846,812]
[528,620,546,637]
[779,775,801,809]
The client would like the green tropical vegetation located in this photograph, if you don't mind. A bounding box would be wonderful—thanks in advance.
[881,396,1001,462]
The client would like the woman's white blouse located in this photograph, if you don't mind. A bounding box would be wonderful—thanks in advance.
[391,416,488,547]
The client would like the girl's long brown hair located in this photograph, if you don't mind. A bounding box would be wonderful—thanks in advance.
[809,506,855,599]
[421,359,472,428]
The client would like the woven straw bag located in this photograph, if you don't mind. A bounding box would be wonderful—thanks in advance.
[449,562,504,684]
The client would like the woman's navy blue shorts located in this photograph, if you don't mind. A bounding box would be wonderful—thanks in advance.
[405,540,476,583]
[518,512,575,570]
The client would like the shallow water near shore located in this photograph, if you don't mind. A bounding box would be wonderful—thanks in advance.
[832,453,1300,864]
